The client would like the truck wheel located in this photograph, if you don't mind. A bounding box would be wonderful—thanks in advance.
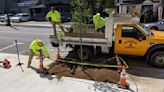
[76,47,92,61]
[150,52,164,68]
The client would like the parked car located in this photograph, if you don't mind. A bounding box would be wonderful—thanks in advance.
[0,14,13,22]
[10,13,30,22]
[144,19,164,31]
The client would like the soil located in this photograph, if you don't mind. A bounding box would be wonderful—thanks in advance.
[48,62,120,84]
[65,32,105,38]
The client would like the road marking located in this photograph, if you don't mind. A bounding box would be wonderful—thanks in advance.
[0,42,24,52]
[0,29,52,35]
[19,50,28,54]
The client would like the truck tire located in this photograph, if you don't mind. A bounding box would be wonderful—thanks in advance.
[76,47,92,61]
[150,52,164,68]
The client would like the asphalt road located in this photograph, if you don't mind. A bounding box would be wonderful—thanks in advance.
[1,25,164,92]
[0,26,54,55]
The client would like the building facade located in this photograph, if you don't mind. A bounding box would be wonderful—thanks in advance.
[0,0,39,14]
[115,0,162,22]
[30,0,71,21]
[0,0,5,14]
[0,0,71,21]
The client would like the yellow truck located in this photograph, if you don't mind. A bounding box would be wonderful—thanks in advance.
[50,18,164,67]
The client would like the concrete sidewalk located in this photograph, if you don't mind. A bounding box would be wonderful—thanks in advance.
[1,53,163,92]
[0,53,130,92]
[0,16,139,28]
[0,21,72,28]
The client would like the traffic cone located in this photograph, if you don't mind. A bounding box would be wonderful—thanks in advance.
[119,66,127,89]
[55,48,60,61]
[3,59,11,68]
[39,64,46,73]
[116,55,122,72]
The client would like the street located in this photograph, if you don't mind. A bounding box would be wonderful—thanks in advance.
[0,26,54,55]
[0,25,164,78]
[0,25,164,92]
[0,0,163,91]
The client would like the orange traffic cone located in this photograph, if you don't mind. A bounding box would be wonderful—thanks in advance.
[39,64,46,73]
[3,59,11,68]
[120,66,127,89]
[116,55,122,72]
[55,48,60,61]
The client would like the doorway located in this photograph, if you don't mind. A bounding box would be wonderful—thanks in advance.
[141,5,153,23]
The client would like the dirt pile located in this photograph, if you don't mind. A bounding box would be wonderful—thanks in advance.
[48,63,120,84]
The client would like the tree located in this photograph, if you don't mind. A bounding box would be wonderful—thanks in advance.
[71,0,91,33]
[71,0,114,61]
[71,0,115,32]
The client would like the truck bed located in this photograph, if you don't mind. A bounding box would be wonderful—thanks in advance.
[50,18,114,47]
[65,32,105,38]
[50,33,109,47]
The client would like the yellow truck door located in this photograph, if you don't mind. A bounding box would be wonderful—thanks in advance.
[114,25,149,56]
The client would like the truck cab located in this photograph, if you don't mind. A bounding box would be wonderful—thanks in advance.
[115,24,164,67]
[115,24,151,56]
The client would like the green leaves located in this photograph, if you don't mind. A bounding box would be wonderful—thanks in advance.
[71,0,114,33]
[71,0,91,33]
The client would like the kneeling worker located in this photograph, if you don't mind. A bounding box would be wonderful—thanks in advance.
[93,13,106,33]
[27,39,49,72]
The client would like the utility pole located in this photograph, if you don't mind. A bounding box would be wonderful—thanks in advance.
[5,0,11,26]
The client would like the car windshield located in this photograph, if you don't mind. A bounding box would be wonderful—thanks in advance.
[137,24,154,37]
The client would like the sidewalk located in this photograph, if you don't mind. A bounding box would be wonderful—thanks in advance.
[1,53,164,92]
[0,16,140,28]
[0,21,72,28]
[0,53,130,92]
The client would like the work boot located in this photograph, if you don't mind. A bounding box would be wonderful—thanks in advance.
[27,65,31,68]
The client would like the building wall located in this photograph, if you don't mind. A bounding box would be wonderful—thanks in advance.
[30,0,71,21]
[115,0,160,16]
[0,0,5,14]
[115,0,161,22]
[0,0,20,14]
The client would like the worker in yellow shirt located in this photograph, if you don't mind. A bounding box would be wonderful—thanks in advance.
[45,6,65,40]
[27,39,49,72]
[93,13,106,33]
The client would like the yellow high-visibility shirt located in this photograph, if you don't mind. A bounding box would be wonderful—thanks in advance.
[46,10,61,22]
[93,13,106,29]
[29,39,49,57]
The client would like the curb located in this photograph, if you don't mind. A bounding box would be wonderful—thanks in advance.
[0,23,53,28]
[0,23,71,28]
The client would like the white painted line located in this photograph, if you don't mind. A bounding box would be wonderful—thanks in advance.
[19,50,28,54]
[0,42,24,52]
